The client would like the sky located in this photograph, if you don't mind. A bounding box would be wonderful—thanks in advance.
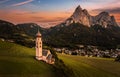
[0,0,120,28]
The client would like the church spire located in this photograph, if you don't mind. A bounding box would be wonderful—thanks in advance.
[36,27,41,37]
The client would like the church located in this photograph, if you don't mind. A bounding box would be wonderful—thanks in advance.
[35,30,55,64]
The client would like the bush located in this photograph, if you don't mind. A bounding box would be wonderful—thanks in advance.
[71,52,78,55]
[115,55,120,62]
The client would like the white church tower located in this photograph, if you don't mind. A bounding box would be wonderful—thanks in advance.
[36,29,42,60]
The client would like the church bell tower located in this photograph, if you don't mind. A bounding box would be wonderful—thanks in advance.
[36,29,42,60]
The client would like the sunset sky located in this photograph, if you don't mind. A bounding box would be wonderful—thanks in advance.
[0,0,120,28]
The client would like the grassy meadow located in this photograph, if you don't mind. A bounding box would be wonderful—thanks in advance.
[0,40,120,77]
[0,41,56,77]
[58,54,120,77]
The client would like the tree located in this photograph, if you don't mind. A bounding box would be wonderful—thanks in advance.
[115,55,120,62]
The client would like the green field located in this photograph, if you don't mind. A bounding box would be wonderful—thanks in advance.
[0,41,56,77]
[1,40,120,77]
[58,54,120,77]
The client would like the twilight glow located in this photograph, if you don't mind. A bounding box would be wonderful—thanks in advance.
[0,0,120,28]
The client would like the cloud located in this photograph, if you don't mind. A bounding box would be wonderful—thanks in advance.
[92,7,120,14]
[0,0,9,4]
[11,0,34,7]
[33,16,67,27]
[35,17,66,23]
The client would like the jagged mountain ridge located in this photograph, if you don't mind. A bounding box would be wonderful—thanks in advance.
[64,5,118,27]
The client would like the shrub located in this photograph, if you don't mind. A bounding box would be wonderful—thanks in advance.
[115,55,120,62]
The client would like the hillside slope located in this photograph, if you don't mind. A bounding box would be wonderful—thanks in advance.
[0,19,120,49]
[45,23,120,49]
[58,54,120,77]
[0,41,56,77]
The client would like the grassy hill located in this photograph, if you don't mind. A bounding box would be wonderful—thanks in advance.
[1,40,120,77]
[58,54,120,77]
[0,41,56,77]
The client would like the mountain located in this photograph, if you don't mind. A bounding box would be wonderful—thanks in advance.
[0,20,45,47]
[0,20,15,39]
[63,5,118,28]
[16,23,46,36]
[45,23,120,49]
[44,5,120,49]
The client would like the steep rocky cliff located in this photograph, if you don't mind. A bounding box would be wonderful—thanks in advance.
[64,5,118,28]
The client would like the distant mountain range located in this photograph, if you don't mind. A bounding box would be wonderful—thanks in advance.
[0,20,45,47]
[0,5,120,49]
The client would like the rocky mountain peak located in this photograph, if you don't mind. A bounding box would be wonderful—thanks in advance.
[75,5,82,11]
[65,5,91,27]
[64,5,118,28]
[72,5,83,18]
[82,9,89,15]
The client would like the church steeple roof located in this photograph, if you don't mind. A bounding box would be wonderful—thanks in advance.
[36,28,41,37]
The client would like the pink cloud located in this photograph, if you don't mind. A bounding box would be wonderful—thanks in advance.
[11,0,34,7]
